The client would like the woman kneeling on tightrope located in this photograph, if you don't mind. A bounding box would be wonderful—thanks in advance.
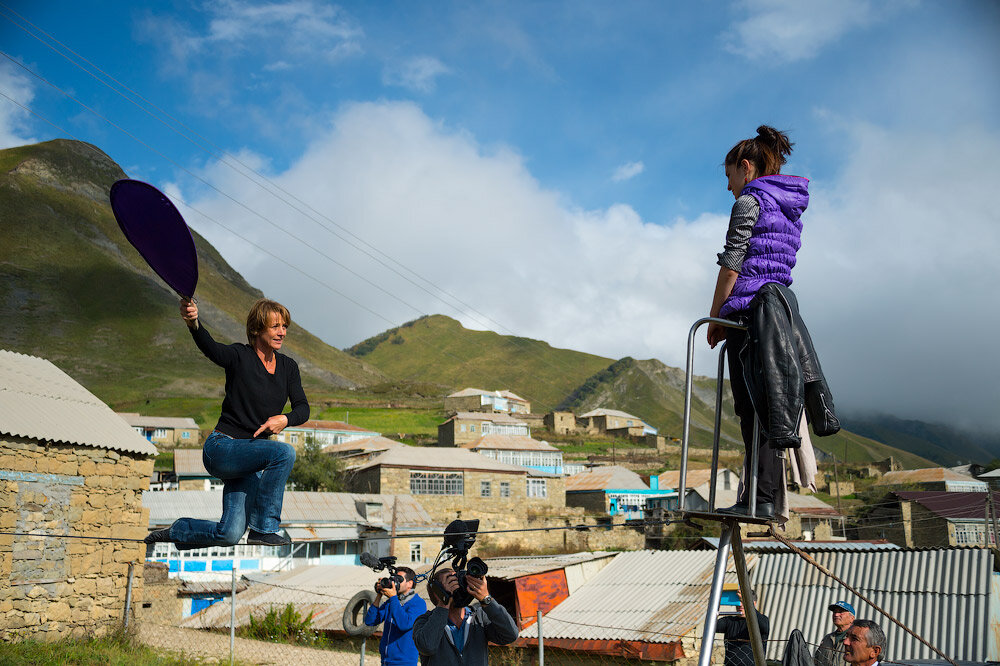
[145,298,308,548]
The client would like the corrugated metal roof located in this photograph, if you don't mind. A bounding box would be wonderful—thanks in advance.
[322,436,406,454]
[117,412,199,429]
[579,408,643,420]
[566,466,649,492]
[753,548,995,661]
[877,468,979,485]
[521,550,756,644]
[290,420,378,433]
[180,564,378,631]
[893,491,999,520]
[484,552,616,580]
[354,446,529,474]
[173,448,208,476]
[700,538,902,552]
[0,349,157,456]
[461,434,559,452]
[143,490,435,528]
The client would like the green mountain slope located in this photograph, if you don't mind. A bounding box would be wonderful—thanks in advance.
[348,315,613,411]
[0,139,385,406]
[839,414,1000,466]
[557,357,936,467]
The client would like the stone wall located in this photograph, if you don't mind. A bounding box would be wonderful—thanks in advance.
[566,490,609,514]
[0,436,153,640]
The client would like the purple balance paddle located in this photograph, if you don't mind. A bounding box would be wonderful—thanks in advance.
[110,179,199,300]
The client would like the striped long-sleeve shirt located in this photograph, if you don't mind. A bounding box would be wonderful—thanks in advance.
[717,194,760,272]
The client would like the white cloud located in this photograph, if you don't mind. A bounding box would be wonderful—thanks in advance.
[382,56,451,93]
[724,0,912,62]
[138,0,362,73]
[181,102,1000,430]
[611,161,644,183]
[0,61,39,149]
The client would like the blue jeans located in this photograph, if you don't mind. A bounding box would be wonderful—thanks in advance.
[168,431,296,546]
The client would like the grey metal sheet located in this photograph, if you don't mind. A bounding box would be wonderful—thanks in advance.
[0,349,157,456]
[753,548,995,661]
[521,549,755,644]
[484,552,616,580]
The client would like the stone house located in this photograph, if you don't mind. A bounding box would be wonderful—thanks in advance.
[543,411,577,435]
[117,413,200,447]
[322,435,407,466]
[345,446,574,550]
[857,490,1000,547]
[579,408,657,436]
[444,388,531,414]
[437,411,530,447]
[0,349,158,640]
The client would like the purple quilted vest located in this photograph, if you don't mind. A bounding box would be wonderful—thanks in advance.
[720,175,808,317]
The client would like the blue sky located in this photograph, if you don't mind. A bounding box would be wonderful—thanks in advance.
[2,1,999,430]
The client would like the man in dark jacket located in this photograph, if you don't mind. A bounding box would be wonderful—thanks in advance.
[412,568,518,666]
[716,590,770,666]
[363,567,427,666]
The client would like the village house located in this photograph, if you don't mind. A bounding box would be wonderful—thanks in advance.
[436,411,530,447]
[858,490,1000,547]
[273,419,379,448]
[117,412,200,447]
[579,408,657,437]
[0,349,157,640]
[543,410,577,435]
[172,448,219,490]
[444,388,531,414]
[461,433,564,474]
[875,466,988,492]
[565,465,675,520]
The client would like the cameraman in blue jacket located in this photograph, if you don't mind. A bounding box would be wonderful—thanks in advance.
[364,566,427,666]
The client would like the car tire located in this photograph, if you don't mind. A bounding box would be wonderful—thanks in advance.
[343,589,377,636]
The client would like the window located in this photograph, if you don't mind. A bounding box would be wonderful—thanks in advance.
[500,482,511,498]
[182,431,191,439]
[460,424,467,432]
[153,428,168,439]
[470,424,476,432]
[527,478,547,498]
[410,542,422,562]
[480,481,491,497]
[290,433,299,444]
[410,472,464,495]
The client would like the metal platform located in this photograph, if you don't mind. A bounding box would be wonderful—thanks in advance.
[674,510,775,526]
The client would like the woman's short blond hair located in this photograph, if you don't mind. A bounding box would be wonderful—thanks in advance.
[246,299,291,345]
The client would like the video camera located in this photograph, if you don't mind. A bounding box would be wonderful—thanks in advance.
[428,519,489,608]
[359,552,405,593]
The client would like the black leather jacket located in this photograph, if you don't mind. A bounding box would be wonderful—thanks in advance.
[737,283,840,448]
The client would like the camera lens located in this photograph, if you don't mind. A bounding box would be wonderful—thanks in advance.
[467,557,488,578]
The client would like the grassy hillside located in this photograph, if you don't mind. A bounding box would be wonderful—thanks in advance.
[0,139,385,406]
[558,357,936,468]
[348,314,613,412]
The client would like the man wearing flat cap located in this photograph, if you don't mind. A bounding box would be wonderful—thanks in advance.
[814,601,855,666]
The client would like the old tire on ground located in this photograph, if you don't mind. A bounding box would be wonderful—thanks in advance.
[343,589,377,636]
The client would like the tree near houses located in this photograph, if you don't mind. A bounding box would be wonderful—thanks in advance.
[288,437,344,491]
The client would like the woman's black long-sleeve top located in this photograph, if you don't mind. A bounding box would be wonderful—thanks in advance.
[190,323,309,439]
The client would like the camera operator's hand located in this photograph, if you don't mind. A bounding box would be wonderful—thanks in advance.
[466,575,489,602]
[435,571,460,608]
[383,581,398,598]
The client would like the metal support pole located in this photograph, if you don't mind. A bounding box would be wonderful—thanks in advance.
[123,562,134,628]
[537,610,544,666]
[697,523,733,666]
[709,343,727,511]
[360,636,367,666]
[731,525,767,666]
[230,564,237,666]
[682,318,745,512]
